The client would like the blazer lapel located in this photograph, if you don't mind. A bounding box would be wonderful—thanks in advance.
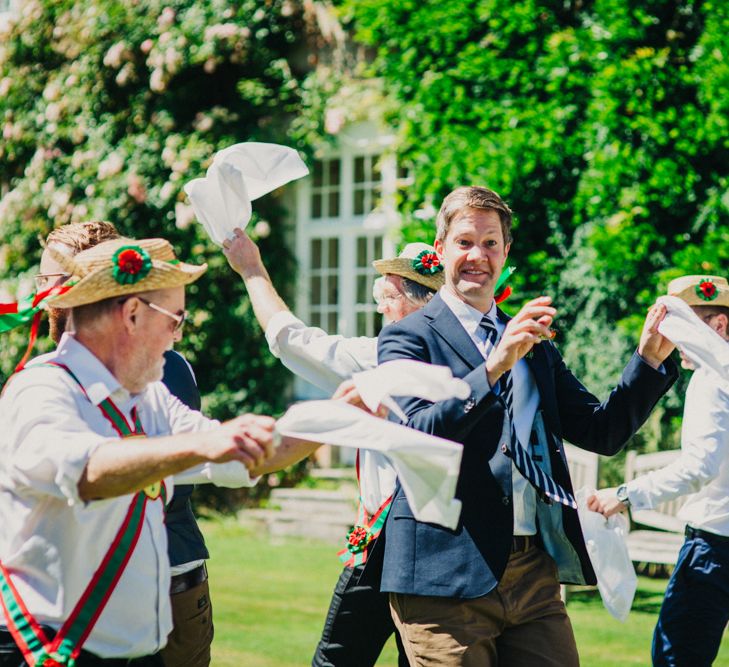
[426,294,485,370]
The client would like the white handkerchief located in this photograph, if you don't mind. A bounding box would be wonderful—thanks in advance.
[276,401,463,529]
[657,296,729,382]
[184,142,309,246]
[352,360,471,422]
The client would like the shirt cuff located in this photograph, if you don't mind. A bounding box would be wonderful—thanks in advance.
[265,311,302,358]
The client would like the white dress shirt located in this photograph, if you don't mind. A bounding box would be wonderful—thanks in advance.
[0,334,254,658]
[626,299,729,536]
[439,288,540,535]
[265,310,395,515]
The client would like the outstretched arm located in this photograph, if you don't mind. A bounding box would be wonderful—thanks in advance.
[224,227,376,392]
[223,227,289,331]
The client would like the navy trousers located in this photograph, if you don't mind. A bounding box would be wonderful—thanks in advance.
[312,564,408,667]
[652,528,729,667]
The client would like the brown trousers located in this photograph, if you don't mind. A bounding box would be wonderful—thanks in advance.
[160,578,213,667]
[390,545,579,667]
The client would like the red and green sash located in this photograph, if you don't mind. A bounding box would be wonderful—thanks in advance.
[0,285,71,372]
[337,451,393,568]
[0,362,166,666]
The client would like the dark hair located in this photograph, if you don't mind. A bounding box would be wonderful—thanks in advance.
[693,304,729,320]
[400,277,436,306]
[435,186,513,244]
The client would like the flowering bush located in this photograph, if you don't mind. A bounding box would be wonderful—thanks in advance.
[0,0,313,504]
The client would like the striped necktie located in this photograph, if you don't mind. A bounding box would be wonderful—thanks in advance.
[479,315,577,509]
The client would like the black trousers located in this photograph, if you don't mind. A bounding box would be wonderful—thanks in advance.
[312,564,409,667]
[0,628,163,666]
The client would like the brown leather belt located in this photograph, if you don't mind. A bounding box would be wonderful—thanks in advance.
[170,563,208,595]
[511,535,535,553]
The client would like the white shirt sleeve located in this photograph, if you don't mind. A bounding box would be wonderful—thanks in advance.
[265,311,377,393]
[1,369,109,506]
[627,371,729,510]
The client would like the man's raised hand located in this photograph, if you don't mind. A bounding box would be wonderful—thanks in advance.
[222,227,264,279]
[485,296,556,386]
[638,303,675,369]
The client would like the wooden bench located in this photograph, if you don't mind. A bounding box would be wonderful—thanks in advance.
[624,449,685,570]
[562,444,599,602]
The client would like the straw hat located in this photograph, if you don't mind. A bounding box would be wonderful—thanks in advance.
[667,274,729,308]
[49,237,207,308]
[372,243,445,291]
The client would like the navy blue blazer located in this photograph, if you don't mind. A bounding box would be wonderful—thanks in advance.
[376,293,677,598]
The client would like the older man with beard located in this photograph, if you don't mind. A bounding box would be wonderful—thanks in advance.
[0,236,316,666]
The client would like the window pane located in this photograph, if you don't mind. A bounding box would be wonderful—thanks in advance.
[310,276,321,305]
[312,193,322,218]
[372,156,381,182]
[313,161,323,187]
[397,163,409,180]
[354,156,365,183]
[357,274,369,303]
[328,312,338,332]
[328,238,339,268]
[329,191,339,217]
[374,313,383,336]
[354,188,365,215]
[329,159,340,186]
[327,275,338,304]
[356,237,367,267]
[311,239,322,269]
[374,236,383,259]
[356,311,367,336]
[311,311,321,328]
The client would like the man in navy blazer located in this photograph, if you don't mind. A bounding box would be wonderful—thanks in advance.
[377,186,678,666]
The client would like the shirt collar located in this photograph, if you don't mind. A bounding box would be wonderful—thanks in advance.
[52,333,134,408]
[439,287,498,338]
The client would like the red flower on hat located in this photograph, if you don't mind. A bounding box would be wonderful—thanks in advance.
[696,279,718,302]
[412,250,444,276]
[118,249,144,274]
[112,245,152,285]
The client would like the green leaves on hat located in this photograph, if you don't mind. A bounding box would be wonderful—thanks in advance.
[112,245,152,285]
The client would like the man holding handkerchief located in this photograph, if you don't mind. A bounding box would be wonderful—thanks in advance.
[377,185,678,667]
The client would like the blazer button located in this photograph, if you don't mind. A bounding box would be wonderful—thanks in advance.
[502,496,510,506]
[501,443,509,454]
[464,397,475,413]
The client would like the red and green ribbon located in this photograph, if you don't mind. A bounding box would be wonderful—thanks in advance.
[495,265,515,304]
[337,451,393,567]
[0,285,72,373]
[0,362,166,666]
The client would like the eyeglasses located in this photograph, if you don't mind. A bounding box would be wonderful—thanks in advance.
[137,297,188,332]
[119,296,188,332]
[35,272,71,291]
[375,292,406,306]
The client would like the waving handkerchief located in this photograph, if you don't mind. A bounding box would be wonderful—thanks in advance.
[351,360,471,422]
[657,295,729,382]
[184,142,309,245]
[276,401,463,529]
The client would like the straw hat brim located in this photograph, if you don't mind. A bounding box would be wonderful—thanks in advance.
[372,258,444,291]
[50,260,208,308]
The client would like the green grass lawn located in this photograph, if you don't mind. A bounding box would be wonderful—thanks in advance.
[203,517,729,666]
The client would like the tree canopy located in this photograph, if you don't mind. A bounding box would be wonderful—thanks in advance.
[340,0,728,466]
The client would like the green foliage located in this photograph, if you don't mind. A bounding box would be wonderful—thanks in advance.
[0,0,311,502]
[342,0,729,461]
